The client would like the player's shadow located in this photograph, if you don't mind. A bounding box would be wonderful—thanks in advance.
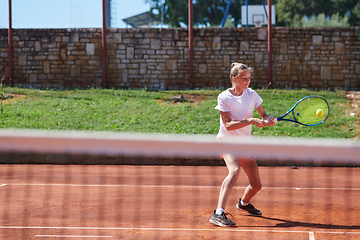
[248,216,360,230]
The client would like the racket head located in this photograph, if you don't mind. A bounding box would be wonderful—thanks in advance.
[291,96,330,126]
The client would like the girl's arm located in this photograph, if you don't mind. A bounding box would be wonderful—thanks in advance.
[220,111,267,131]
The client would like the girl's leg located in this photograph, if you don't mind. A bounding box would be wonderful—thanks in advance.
[217,154,241,209]
[238,157,262,203]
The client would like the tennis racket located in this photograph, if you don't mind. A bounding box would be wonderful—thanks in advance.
[273,95,330,126]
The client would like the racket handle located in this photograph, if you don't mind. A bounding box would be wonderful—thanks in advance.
[264,118,277,124]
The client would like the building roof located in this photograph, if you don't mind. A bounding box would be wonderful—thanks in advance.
[122,12,161,28]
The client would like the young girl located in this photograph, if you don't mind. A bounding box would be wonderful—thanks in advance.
[209,62,276,227]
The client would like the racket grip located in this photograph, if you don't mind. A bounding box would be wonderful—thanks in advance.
[264,118,277,124]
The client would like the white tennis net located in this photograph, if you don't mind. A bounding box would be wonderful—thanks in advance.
[0,129,359,240]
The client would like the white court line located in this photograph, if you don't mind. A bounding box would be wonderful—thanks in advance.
[36,235,111,238]
[0,226,359,235]
[0,184,7,188]
[309,231,315,240]
[263,186,360,191]
[5,183,360,191]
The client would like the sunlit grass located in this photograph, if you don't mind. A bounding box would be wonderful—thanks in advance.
[0,87,357,139]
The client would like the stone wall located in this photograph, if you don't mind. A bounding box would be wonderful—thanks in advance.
[0,27,359,90]
[272,27,360,90]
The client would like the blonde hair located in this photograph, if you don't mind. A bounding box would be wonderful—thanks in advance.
[229,62,251,87]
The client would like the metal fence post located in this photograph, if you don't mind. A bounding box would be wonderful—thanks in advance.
[102,0,107,88]
[188,0,193,89]
[268,0,273,87]
[8,0,13,86]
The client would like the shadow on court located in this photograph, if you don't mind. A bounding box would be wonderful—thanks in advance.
[245,216,360,230]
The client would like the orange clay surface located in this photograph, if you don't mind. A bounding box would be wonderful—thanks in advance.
[0,165,359,240]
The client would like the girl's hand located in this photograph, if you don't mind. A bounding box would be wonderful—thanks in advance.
[251,118,267,128]
[264,117,276,127]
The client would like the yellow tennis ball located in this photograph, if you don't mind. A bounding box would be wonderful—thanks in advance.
[316,109,324,117]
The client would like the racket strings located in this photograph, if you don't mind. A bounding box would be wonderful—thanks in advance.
[293,98,329,125]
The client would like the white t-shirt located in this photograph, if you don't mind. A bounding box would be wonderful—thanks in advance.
[215,88,263,138]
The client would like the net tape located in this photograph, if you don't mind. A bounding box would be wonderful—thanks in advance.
[0,129,359,164]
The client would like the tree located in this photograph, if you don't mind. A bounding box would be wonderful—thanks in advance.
[145,0,189,27]
[296,13,350,27]
[145,0,274,27]
[145,0,229,27]
[194,0,228,27]
[331,0,360,26]
[276,0,359,26]
[145,0,360,28]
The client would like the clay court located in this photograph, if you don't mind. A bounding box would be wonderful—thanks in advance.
[0,164,359,240]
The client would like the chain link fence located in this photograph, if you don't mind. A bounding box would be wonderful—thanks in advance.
[0,0,359,29]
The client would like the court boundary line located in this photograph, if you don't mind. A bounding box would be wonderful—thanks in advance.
[309,231,315,240]
[0,226,359,235]
[35,235,112,238]
[4,183,360,191]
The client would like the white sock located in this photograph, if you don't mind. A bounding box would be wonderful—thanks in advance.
[215,208,225,215]
[241,199,249,206]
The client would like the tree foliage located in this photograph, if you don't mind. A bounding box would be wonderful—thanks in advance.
[145,0,359,27]
[145,0,271,27]
[296,13,350,27]
[276,0,359,26]
[145,0,188,27]
[194,0,228,27]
